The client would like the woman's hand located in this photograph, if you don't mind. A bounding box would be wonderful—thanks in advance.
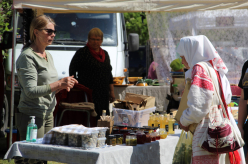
[179,121,189,132]
[59,75,78,92]
[109,91,115,103]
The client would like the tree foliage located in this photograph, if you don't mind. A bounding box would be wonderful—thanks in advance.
[0,0,13,43]
[124,12,149,46]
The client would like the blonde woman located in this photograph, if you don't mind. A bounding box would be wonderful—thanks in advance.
[16,15,78,141]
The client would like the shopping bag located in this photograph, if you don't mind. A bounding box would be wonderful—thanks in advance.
[175,79,198,134]
[172,130,193,164]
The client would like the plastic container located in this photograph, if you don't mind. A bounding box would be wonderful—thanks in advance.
[97,137,106,148]
[81,131,99,149]
[68,134,81,147]
[98,129,107,138]
[113,107,156,127]
[55,132,68,145]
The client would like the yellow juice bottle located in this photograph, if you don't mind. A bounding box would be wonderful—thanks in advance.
[154,113,160,128]
[159,115,165,130]
[148,113,154,127]
[164,114,169,132]
[168,113,175,134]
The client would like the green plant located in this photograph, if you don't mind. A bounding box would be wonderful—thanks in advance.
[0,0,13,42]
[124,12,149,46]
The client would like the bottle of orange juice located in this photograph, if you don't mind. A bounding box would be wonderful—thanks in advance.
[168,113,175,134]
[154,113,160,127]
[148,113,155,127]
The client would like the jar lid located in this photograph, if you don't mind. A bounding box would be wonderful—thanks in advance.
[144,131,149,133]
[108,135,115,139]
[129,133,136,135]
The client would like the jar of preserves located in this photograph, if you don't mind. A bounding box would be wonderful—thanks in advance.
[136,131,146,144]
[120,129,131,143]
[117,125,128,130]
[126,134,137,146]
[144,131,151,143]
[115,134,123,145]
[107,135,116,146]
[150,132,156,141]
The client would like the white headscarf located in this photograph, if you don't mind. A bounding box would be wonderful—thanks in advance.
[176,35,232,104]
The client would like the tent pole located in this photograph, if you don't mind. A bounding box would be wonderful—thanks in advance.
[9,9,17,161]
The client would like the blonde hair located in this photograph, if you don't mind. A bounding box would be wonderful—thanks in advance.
[88,28,103,40]
[23,15,55,49]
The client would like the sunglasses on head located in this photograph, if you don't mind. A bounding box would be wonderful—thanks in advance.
[39,29,56,35]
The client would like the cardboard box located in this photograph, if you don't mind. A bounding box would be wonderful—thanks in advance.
[114,93,155,111]
[113,107,156,127]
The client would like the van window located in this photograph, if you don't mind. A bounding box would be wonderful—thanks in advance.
[46,13,117,46]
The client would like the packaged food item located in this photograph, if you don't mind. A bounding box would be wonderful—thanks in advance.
[54,132,68,145]
[119,129,131,143]
[97,137,106,147]
[144,131,151,143]
[136,130,146,144]
[126,133,137,146]
[107,135,116,146]
[115,134,123,145]
[159,128,168,139]
[98,129,107,138]
[81,131,99,149]
[68,134,82,147]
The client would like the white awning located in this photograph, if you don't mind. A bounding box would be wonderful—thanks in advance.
[13,0,248,13]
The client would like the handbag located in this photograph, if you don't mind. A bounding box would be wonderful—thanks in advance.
[198,62,244,154]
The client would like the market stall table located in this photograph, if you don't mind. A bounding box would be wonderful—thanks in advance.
[4,130,181,164]
[114,85,170,112]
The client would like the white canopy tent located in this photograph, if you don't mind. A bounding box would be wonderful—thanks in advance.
[8,0,248,151]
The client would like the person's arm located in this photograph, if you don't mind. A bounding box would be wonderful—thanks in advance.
[238,90,247,139]
[17,55,77,99]
[109,83,115,103]
[180,64,214,127]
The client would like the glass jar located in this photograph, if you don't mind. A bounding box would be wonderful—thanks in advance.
[155,132,160,140]
[159,128,168,139]
[115,134,123,145]
[136,131,146,144]
[107,135,116,146]
[150,132,156,141]
[144,131,151,143]
[120,130,131,143]
[126,134,137,146]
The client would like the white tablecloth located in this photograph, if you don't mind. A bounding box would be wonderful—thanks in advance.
[4,130,181,164]
[114,85,170,112]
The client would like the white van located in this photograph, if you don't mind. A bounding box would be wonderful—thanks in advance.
[2,11,138,129]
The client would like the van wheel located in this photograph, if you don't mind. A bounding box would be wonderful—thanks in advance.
[1,94,9,137]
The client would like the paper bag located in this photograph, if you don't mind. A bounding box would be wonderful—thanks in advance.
[97,120,114,135]
[175,79,198,134]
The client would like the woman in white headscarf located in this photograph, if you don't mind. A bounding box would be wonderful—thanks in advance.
[176,35,245,164]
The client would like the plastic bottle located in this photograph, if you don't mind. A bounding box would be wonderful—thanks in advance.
[168,113,175,134]
[154,113,160,128]
[164,114,169,132]
[159,115,165,130]
[148,113,154,127]
[26,116,38,142]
